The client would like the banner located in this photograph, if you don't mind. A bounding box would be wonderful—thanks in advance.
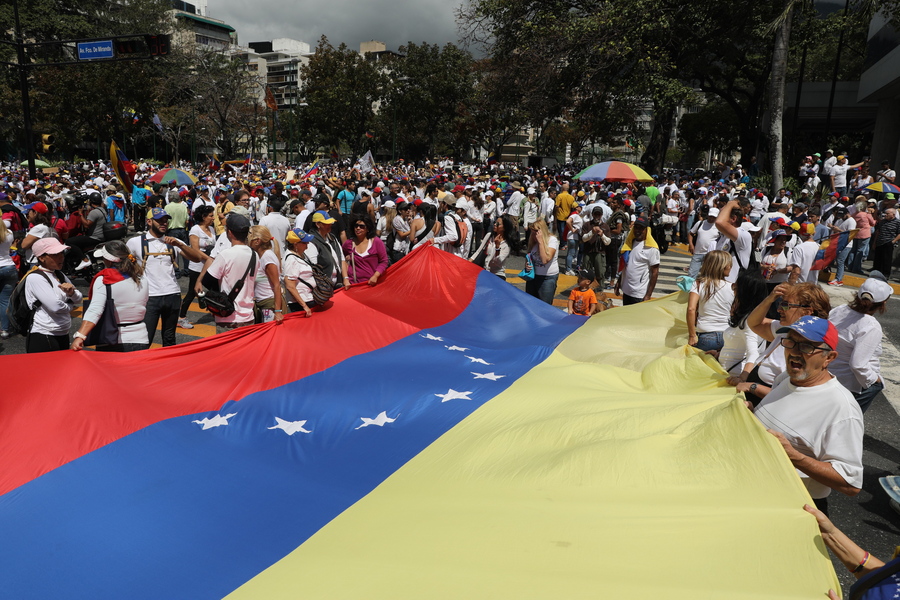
[358,150,374,174]
[0,247,838,599]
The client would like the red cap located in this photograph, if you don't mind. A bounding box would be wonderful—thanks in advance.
[452,185,466,193]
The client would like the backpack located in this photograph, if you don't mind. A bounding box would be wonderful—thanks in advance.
[6,268,62,336]
[200,252,257,318]
[451,215,469,248]
[289,252,334,305]
[724,231,760,276]
[1,204,28,236]
[140,235,177,269]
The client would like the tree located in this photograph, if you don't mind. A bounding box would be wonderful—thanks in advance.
[300,37,381,157]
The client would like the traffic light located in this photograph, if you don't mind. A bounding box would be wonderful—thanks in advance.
[115,38,143,56]
[146,35,170,56]
[41,134,56,153]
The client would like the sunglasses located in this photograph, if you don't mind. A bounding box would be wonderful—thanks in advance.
[354,223,367,229]
[775,300,810,312]
[782,338,828,355]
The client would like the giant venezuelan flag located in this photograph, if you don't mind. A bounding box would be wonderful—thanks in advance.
[0,247,838,598]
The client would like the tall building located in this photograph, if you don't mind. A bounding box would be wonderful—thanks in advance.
[169,1,236,51]
[860,10,900,167]
[247,39,313,110]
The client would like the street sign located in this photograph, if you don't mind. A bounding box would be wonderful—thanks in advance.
[77,41,114,61]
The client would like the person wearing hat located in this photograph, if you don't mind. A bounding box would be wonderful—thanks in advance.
[876,160,895,185]
[830,155,868,196]
[23,237,83,353]
[71,240,150,353]
[128,207,205,346]
[714,199,754,283]
[687,205,720,278]
[829,271,893,412]
[614,216,659,305]
[826,206,856,287]
[282,228,317,317]
[196,211,260,331]
[787,223,821,284]
[554,183,576,240]
[752,315,863,511]
[871,207,900,277]
[18,201,54,266]
[310,210,349,288]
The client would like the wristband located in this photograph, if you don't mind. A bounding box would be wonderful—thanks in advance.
[852,551,870,574]
[73,332,87,341]
[274,309,283,313]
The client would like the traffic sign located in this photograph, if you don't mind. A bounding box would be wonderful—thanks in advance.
[77,41,114,61]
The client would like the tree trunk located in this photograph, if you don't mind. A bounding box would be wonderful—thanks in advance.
[641,102,675,175]
[769,4,793,195]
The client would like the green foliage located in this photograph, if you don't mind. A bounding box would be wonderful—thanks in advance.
[300,36,381,156]
[678,101,742,155]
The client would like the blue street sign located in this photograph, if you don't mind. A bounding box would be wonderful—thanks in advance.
[77,41,114,61]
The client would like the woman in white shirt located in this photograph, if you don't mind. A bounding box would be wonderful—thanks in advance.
[248,225,284,324]
[0,218,16,338]
[470,214,520,280]
[686,250,734,352]
[71,240,149,352]
[523,219,559,304]
[713,271,768,377]
[179,205,215,329]
[760,230,791,292]
[828,273,893,412]
[282,228,316,317]
[25,237,83,353]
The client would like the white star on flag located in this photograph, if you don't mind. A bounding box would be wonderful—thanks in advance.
[268,417,312,435]
[192,413,237,430]
[435,389,473,402]
[472,372,505,380]
[421,334,443,341]
[355,411,398,430]
[465,355,492,365]
[445,345,469,352]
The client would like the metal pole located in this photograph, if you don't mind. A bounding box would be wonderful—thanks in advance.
[13,0,36,179]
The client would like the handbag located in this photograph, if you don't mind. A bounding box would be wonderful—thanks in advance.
[84,282,143,346]
[517,253,535,280]
[200,252,257,318]
[471,232,491,269]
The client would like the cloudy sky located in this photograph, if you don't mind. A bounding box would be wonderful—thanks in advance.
[207,0,469,53]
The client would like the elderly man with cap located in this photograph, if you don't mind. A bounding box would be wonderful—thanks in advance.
[787,222,821,284]
[196,211,260,332]
[23,237,83,353]
[310,210,349,288]
[127,207,204,346]
[614,216,659,305]
[752,316,863,513]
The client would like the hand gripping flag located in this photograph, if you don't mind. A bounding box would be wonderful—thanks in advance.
[109,140,136,192]
[0,246,840,599]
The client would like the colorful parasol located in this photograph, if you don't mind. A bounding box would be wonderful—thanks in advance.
[861,181,900,195]
[575,161,654,183]
[148,168,199,186]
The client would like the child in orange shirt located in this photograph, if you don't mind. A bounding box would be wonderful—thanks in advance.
[568,271,598,316]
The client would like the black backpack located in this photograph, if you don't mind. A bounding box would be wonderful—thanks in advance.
[288,252,334,305]
[724,232,760,276]
[6,268,64,336]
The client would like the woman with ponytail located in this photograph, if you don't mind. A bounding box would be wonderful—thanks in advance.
[71,240,150,352]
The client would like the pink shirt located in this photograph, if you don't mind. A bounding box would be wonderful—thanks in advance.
[853,211,876,239]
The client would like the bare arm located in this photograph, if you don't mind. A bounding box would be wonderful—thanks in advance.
[715,200,740,241]
[644,264,659,301]
[747,285,789,341]
[686,291,700,345]
[769,429,860,496]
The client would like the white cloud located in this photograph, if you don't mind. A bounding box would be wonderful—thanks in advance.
[208,0,467,53]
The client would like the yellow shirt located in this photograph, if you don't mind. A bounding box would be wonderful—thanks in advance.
[555,192,576,221]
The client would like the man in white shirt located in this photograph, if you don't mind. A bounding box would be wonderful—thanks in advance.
[752,316,862,512]
[687,205,721,277]
[259,197,291,255]
[788,223,821,284]
[198,212,259,331]
[614,217,659,305]
[830,155,868,196]
[714,199,753,283]
[876,160,896,184]
[126,208,204,346]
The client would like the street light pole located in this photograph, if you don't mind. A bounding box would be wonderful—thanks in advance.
[12,0,36,179]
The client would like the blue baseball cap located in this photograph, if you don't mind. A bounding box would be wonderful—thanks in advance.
[149,207,170,220]
[287,228,314,243]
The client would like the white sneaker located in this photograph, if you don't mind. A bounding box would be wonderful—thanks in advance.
[178,318,194,329]
[0,330,9,339]
[565,269,576,276]
[75,260,92,271]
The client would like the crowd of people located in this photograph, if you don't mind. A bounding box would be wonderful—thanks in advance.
[0,150,899,595]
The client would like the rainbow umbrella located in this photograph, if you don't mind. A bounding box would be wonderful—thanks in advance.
[861,181,900,194]
[148,168,199,186]
[575,161,653,183]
